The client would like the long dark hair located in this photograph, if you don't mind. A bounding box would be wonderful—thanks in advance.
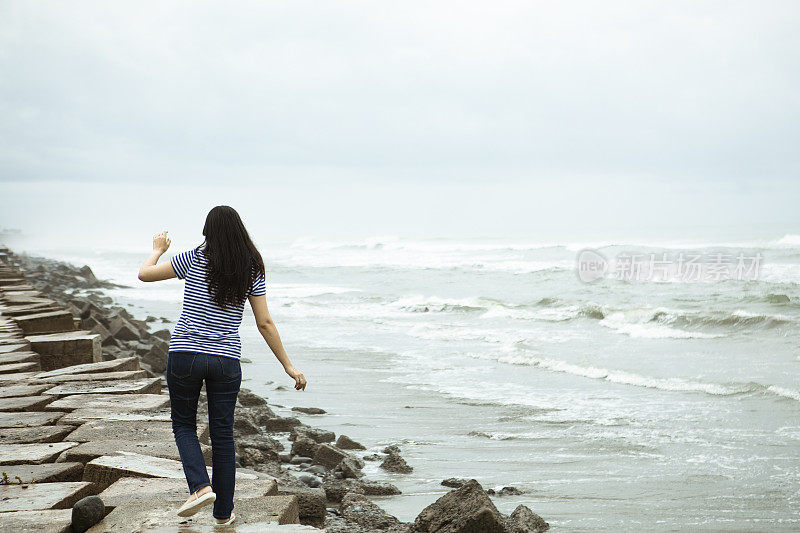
[195,206,265,309]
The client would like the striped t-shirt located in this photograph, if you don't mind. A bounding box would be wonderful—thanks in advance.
[168,247,266,360]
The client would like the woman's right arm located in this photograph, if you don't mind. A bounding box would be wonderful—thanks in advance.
[248,294,307,391]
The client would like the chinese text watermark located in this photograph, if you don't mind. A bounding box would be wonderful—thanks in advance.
[576,249,762,283]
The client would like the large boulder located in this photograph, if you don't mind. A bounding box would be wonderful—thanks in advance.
[408,479,505,533]
[380,451,412,473]
[290,425,336,443]
[107,315,140,342]
[238,388,268,407]
[503,505,549,533]
[312,443,348,469]
[340,492,403,530]
[292,435,320,458]
[336,434,366,450]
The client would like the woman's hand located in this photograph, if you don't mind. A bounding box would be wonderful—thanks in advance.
[286,366,307,391]
[153,230,171,254]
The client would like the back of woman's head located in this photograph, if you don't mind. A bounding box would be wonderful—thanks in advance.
[197,205,264,309]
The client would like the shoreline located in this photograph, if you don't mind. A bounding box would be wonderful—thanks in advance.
[0,245,549,532]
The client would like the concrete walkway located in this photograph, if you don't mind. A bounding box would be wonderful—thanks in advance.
[0,248,323,532]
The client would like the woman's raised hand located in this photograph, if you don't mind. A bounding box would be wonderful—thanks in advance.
[153,230,171,254]
[286,366,307,391]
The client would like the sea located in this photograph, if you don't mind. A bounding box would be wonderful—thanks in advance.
[7,234,799,531]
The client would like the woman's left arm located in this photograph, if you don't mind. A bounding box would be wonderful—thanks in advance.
[138,230,177,282]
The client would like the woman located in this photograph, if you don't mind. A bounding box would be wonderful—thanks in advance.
[138,205,306,526]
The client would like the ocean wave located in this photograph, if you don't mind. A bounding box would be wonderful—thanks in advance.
[464,352,800,401]
[658,309,794,330]
[773,234,800,247]
[600,311,723,339]
[392,295,487,314]
[598,307,796,338]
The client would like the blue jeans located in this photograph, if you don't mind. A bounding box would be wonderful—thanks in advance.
[166,351,241,520]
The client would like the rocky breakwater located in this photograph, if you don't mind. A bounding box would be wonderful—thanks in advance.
[0,246,550,532]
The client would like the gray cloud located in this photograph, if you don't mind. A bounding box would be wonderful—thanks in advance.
[1,0,798,186]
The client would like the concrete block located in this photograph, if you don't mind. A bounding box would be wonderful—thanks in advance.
[65,420,210,445]
[0,303,61,317]
[0,411,66,428]
[46,393,169,412]
[33,356,140,379]
[0,361,40,374]
[86,495,301,532]
[82,452,266,490]
[0,351,39,366]
[0,395,54,411]
[35,369,148,384]
[0,509,72,533]
[63,439,212,465]
[42,377,161,397]
[25,330,101,370]
[0,481,95,512]
[1,283,36,291]
[98,477,277,510]
[0,442,79,465]
[0,342,30,353]
[58,407,172,425]
[0,462,84,483]
[0,371,38,382]
[0,383,50,398]
[0,425,74,444]
[14,310,75,335]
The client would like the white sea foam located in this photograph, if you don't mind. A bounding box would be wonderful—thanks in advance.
[773,234,800,247]
[600,311,723,339]
[766,385,800,401]
[463,352,797,400]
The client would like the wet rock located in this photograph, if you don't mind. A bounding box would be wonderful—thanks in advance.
[336,434,366,450]
[237,446,271,467]
[237,434,284,454]
[262,415,302,432]
[290,425,336,443]
[323,478,366,503]
[239,388,268,407]
[107,316,139,342]
[334,456,365,479]
[408,479,506,533]
[441,478,469,488]
[340,492,403,531]
[298,473,322,488]
[233,410,261,436]
[71,495,104,533]
[302,464,327,476]
[139,342,167,374]
[383,444,401,454]
[279,453,292,463]
[152,329,171,341]
[380,451,412,474]
[360,480,401,496]
[503,504,550,533]
[292,436,320,458]
[362,453,382,461]
[291,406,326,415]
[290,455,313,465]
[249,404,278,424]
[275,485,327,522]
[487,486,523,496]
[312,443,349,469]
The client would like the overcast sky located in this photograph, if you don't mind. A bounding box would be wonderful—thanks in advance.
[1,1,799,245]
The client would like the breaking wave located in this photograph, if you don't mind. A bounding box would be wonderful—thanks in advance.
[464,352,800,401]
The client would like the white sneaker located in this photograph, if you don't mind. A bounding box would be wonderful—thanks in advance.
[176,489,216,517]
[214,512,236,526]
